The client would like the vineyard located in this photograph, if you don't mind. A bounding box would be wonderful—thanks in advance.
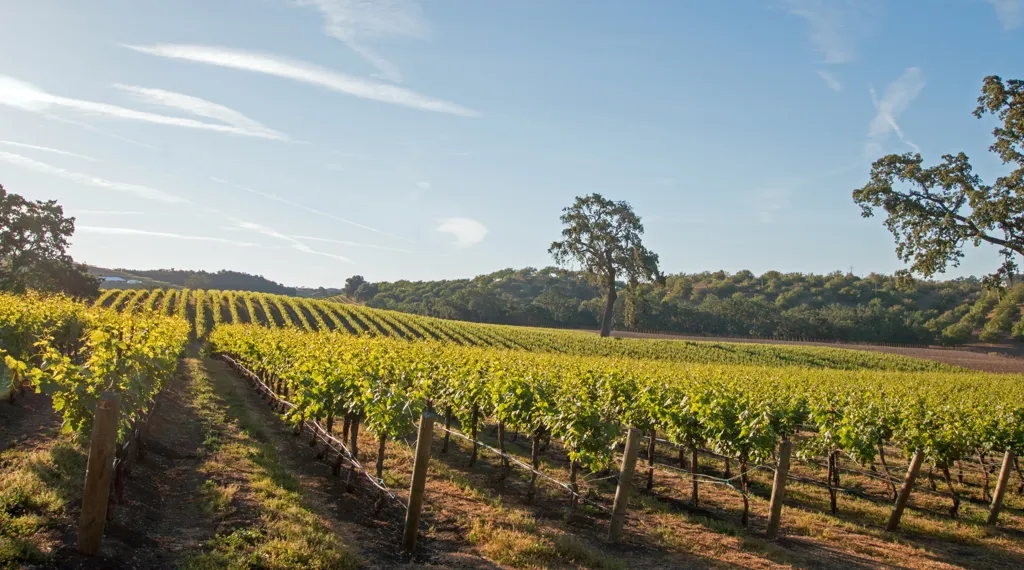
[94,288,959,372]
[4,288,1024,568]
[208,324,1024,516]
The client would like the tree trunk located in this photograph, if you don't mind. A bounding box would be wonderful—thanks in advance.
[941,465,960,519]
[600,286,617,337]
[691,446,699,506]
[1015,456,1024,494]
[442,407,452,454]
[740,454,750,527]
[497,422,509,481]
[345,414,360,492]
[980,452,991,501]
[468,405,479,468]
[878,444,897,501]
[527,428,543,505]
[827,450,838,514]
[569,460,580,510]
[342,414,351,442]
[679,446,687,470]
[646,430,656,491]
[374,433,387,513]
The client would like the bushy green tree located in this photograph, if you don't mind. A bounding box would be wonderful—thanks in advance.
[853,75,1024,287]
[549,194,661,337]
[0,184,98,298]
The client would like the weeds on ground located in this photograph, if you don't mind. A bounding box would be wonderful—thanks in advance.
[0,437,86,568]
[182,359,358,570]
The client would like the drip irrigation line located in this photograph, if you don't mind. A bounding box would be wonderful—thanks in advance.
[219,354,404,508]
[437,424,613,515]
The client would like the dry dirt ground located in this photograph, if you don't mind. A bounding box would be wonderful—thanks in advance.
[4,347,1024,569]
[603,331,1024,374]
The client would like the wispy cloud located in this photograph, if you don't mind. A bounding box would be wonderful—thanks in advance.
[0,140,97,161]
[229,218,353,262]
[209,176,413,243]
[0,75,287,140]
[297,0,428,83]
[987,0,1024,29]
[113,84,288,140]
[75,209,145,215]
[785,0,876,64]
[415,181,431,190]
[0,151,187,203]
[124,44,479,117]
[436,217,487,248]
[751,187,793,224]
[42,114,160,150]
[816,70,843,92]
[867,67,925,156]
[289,234,411,252]
[76,226,258,246]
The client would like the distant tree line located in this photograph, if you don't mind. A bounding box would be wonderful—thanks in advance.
[357,268,1004,346]
[124,269,296,295]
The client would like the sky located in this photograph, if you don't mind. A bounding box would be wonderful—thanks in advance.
[1,1,1022,288]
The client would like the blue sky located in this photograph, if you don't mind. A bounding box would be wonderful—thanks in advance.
[1,1,1022,287]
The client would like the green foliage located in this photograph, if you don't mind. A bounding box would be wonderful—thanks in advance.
[362,269,986,345]
[209,323,1024,483]
[549,193,661,337]
[0,291,188,441]
[854,75,1024,286]
[0,185,98,299]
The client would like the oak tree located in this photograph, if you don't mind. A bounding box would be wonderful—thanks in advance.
[549,193,660,337]
[0,184,98,297]
[853,76,1024,287]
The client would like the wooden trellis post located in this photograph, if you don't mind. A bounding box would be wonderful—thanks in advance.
[987,450,1015,525]
[77,392,120,555]
[886,450,924,531]
[766,440,793,539]
[402,411,435,553]
[608,428,641,543]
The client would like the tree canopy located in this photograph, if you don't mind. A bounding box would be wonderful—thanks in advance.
[549,193,660,336]
[0,184,98,298]
[344,275,366,297]
[853,75,1024,286]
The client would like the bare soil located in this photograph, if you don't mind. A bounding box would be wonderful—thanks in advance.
[604,331,1024,374]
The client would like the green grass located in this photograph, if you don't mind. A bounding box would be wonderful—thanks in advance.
[0,436,87,569]
[181,358,358,570]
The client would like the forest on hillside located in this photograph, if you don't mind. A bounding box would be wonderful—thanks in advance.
[109,268,297,295]
[360,268,1022,346]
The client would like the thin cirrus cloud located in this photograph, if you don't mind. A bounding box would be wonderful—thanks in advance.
[0,75,287,140]
[296,0,428,83]
[289,234,412,253]
[123,44,479,117]
[75,209,145,215]
[209,176,414,243]
[786,1,879,92]
[0,151,188,204]
[785,0,875,64]
[987,0,1023,29]
[112,84,288,141]
[866,67,925,156]
[228,218,353,263]
[0,140,97,161]
[76,226,259,247]
[816,70,843,92]
[436,217,487,248]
